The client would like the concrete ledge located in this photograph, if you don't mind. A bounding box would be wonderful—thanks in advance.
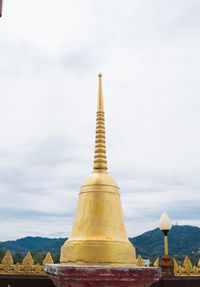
[45,264,161,287]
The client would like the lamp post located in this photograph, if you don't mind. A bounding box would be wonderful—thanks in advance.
[159,211,173,277]
[159,211,172,256]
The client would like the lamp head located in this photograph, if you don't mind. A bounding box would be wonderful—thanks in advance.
[159,211,172,234]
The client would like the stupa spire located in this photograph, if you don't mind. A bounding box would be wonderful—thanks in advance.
[93,73,107,171]
[97,73,104,111]
[60,74,136,266]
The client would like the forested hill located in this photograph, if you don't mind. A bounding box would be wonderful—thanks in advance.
[0,225,199,257]
[130,225,200,257]
[0,236,60,254]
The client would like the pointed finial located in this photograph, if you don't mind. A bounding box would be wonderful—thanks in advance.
[153,257,159,267]
[136,255,145,266]
[183,256,192,269]
[97,73,104,112]
[42,252,54,265]
[93,74,107,171]
[22,252,34,266]
[2,251,13,266]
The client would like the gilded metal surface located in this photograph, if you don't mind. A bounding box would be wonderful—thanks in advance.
[93,73,107,171]
[164,235,168,255]
[1,251,199,276]
[43,252,54,265]
[173,256,199,276]
[153,258,159,267]
[0,251,54,275]
[60,74,136,265]
[136,255,145,266]
[153,256,200,276]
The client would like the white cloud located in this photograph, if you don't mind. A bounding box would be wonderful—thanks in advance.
[0,0,200,241]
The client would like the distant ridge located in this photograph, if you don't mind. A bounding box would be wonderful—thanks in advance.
[130,225,200,257]
[0,225,199,257]
[0,236,59,254]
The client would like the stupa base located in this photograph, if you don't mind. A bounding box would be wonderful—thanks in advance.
[44,264,161,287]
[60,240,136,265]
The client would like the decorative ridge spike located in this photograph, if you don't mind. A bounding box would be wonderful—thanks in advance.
[183,255,192,268]
[22,252,34,266]
[43,252,54,265]
[153,258,159,267]
[93,74,107,172]
[2,251,13,266]
[136,255,145,266]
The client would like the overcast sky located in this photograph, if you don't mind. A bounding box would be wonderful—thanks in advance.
[0,0,200,241]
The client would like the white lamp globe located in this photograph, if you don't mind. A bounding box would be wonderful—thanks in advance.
[159,211,172,231]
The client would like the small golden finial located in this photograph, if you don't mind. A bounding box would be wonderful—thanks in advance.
[93,74,107,171]
[136,255,145,266]
[153,257,159,267]
[22,252,34,266]
[2,251,14,266]
[97,73,104,112]
[42,252,54,265]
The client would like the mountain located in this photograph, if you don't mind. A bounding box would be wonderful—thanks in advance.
[130,225,200,257]
[0,225,199,257]
[0,237,58,254]
[36,238,66,254]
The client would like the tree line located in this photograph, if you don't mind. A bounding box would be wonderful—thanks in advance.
[0,247,199,266]
[0,248,60,264]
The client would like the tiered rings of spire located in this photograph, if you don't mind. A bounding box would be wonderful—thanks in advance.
[93,74,107,171]
[60,74,136,265]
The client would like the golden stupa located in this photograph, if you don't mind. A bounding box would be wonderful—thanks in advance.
[60,74,136,265]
